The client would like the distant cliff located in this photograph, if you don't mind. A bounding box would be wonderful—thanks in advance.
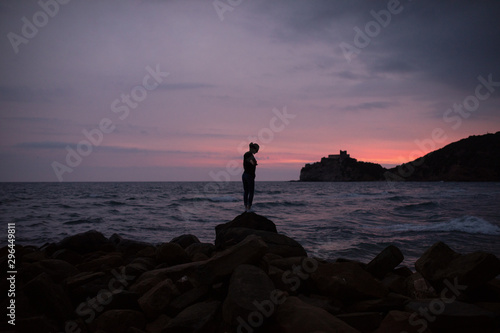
[300,151,386,181]
[386,131,500,181]
[299,131,500,181]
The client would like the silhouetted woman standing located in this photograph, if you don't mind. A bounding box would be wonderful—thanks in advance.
[242,142,259,212]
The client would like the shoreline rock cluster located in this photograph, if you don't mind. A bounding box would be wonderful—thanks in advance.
[2,212,500,332]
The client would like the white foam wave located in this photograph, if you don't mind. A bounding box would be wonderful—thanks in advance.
[384,216,500,235]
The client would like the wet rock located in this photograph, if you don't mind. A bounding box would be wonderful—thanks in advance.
[163,300,221,333]
[222,264,276,328]
[193,235,269,286]
[156,242,191,266]
[138,279,180,319]
[171,234,201,249]
[57,230,113,254]
[365,245,404,279]
[415,241,500,290]
[215,227,306,257]
[311,262,388,302]
[274,296,359,333]
[93,309,146,332]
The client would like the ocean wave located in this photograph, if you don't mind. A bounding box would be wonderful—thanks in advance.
[382,216,500,235]
[63,217,104,225]
[104,200,127,206]
[209,196,239,202]
[395,201,439,211]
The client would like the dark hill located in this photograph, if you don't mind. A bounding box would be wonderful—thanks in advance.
[386,131,500,181]
[299,131,500,181]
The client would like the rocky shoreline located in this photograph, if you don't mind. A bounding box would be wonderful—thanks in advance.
[2,212,500,332]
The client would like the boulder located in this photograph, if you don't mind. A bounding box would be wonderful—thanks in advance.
[336,312,384,332]
[101,290,141,312]
[130,261,204,295]
[23,272,73,322]
[51,248,83,265]
[374,310,431,333]
[35,259,79,282]
[65,271,106,289]
[405,299,499,332]
[16,315,58,333]
[215,212,278,237]
[76,253,125,272]
[57,230,113,254]
[274,296,359,333]
[109,233,153,257]
[156,242,191,266]
[415,241,500,290]
[193,235,269,286]
[138,279,180,319]
[222,264,277,328]
[345,293,409,313]
[146,314,172,333]
[163,300,221,333]
[93,309,146,332]
[170,234,201,249]
[382,273,409,296]
[311,262,388,302]
[406,272,437,299]
[215,227,306,257]
[365,245,404,279]
[185,243,215,259]
[169,285,211,314]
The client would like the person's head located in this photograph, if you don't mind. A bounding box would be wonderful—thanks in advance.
[249,142,260,154]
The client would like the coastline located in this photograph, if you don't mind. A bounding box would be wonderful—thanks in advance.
[4,212,500,332]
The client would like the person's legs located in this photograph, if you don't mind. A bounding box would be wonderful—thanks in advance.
[247,175,255,208]
[242,173,250,209]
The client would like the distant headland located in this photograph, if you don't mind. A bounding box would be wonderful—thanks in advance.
[300,131,500,181]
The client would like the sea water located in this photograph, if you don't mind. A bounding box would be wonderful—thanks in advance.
[1,181,499,267]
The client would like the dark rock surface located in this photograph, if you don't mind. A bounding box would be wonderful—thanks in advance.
[7,213,500,333]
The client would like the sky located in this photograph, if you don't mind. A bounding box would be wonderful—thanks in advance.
[0,0,499,182]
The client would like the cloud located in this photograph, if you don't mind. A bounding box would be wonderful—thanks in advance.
[342,101,395,112]
[157,82,215,90]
